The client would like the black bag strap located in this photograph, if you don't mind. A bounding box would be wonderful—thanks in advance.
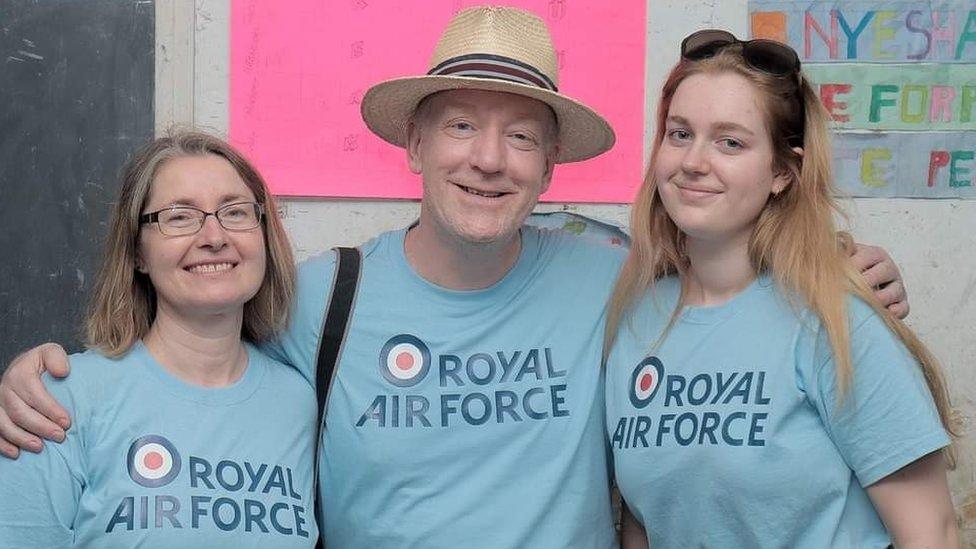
[313,246,361,549]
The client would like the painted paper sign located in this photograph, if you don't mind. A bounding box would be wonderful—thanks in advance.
[751,0,976,62]
[230,0,646,203]
[751,0,975,199]
[804,64,976,130]
[834,132,975,196]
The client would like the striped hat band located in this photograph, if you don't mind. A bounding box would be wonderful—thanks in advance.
[427,53,558,92]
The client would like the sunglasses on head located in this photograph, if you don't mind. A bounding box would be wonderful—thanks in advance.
[680,29,801,78]
[681,29,806,147]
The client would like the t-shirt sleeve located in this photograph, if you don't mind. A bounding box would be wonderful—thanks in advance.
[0,373,88,547]
[804,299,950,487]
[259,252,338,385]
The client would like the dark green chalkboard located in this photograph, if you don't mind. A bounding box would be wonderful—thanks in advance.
[0,0,155,371]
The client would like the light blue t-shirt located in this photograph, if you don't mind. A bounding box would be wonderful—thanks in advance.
[606,275,949,548]
[267,224,627,549]
[0,343,318,548]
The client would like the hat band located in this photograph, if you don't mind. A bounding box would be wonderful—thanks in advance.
[427,53,558,92]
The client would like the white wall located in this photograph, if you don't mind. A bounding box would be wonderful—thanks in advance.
[158,0,976,537]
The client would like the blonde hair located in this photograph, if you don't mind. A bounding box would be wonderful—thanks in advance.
[606,46,958,452]
[85,129,296,356]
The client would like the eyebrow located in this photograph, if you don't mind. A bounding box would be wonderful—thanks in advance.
[441,102,549,125]
[167,193,252,207]
[666,115,756,137]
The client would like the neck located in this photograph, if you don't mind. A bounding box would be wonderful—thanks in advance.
[143,304,248,387]
[404,220,522,291]
[682,230,757,307]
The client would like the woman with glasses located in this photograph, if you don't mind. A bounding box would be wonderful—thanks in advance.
[605,31,958,548]
[0,131,317,547]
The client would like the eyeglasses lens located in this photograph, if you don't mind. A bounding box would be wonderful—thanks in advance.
[743,42,798,76]
[217,203,261,230]
[682,30,736,60]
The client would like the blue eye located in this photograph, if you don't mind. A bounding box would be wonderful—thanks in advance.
[719,138,743,150]
[444,120,476,138]
[222,206,248,218]
[508,131,541,151]
[667,129,691,141]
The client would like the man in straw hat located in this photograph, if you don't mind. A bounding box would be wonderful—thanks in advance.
[0,4,908,548]
[301,7,622,546]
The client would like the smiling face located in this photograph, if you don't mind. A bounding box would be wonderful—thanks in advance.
[138,154,267,321]
[407,89,558,246]
[654,71,790,247]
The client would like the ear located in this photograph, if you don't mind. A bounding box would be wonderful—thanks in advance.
[134,245,148,274]
[406,121,423,175]
[539,145,559,195]
[772,146,803,195]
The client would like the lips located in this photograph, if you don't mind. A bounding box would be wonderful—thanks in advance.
[674,182,721,194]
[455,183,510,199]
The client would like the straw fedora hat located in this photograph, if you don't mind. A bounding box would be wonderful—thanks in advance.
[360,5,615,163]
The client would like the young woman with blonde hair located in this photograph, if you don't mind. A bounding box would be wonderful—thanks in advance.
[605,31,958,548]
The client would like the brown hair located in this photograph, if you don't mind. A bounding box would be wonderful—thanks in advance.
[606,46,958,453]
[85,129,295,356]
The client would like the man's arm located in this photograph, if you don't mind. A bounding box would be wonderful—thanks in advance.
[0,243,912,458]
[0,344,72,459]
[850,242,909,319]
[620,504,649,549]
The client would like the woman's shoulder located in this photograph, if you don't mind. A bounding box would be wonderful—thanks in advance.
[57,347,144,388]
[247,344,314,392]
[38,346,146,422]
[797,293,894,343]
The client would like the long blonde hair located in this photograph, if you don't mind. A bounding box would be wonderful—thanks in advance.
[606,46,958,450]
[85,130,296,356]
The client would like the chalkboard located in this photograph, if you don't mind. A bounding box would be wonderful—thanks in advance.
[0,0,154,371]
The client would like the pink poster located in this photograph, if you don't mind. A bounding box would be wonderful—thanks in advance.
[230,0,645,203]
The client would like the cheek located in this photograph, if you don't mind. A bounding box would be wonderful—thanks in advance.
[138,236,177,274]
[242,232,267,265]
[513,155,551,192]
[653,149,682,181]
[248,235,270,281]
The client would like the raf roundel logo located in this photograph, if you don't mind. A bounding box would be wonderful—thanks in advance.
[379,334,431,387]
[629,357,665,408]
[127,435,181,488]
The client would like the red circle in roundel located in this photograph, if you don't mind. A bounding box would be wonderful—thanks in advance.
[144,451,164,470]
[639,372,653,392]
[395,352,415,370]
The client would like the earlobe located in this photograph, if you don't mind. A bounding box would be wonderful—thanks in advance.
[134,250,147,274]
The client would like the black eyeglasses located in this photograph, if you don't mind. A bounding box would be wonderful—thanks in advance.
[680,29,801,78]
[140,202,265,236]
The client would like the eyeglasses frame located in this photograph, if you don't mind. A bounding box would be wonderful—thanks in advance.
[139,201,266,236]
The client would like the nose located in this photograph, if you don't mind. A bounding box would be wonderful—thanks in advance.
[469,129,506,175]
[680,141,710,175]
[195,214,228,250]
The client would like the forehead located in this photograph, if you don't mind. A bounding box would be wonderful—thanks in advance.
[423,89,555,125]
[668,72,766,133]
[148,154,255,206]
